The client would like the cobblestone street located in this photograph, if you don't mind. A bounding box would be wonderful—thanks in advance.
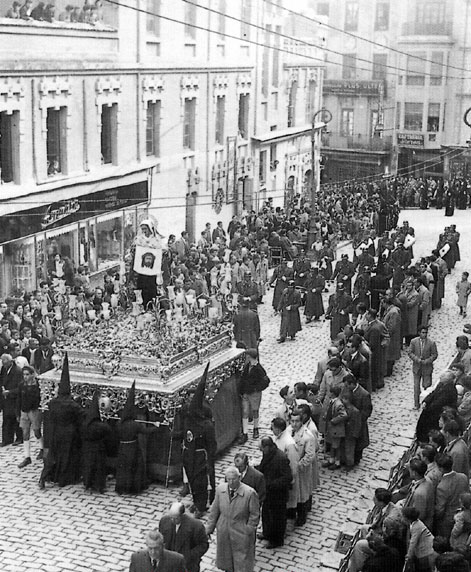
[1,209,470,572]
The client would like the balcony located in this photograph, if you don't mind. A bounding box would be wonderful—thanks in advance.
[401,21,452,37]
[322,132,392,153]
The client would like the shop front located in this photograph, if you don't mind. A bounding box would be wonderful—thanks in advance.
[0,181,148,299]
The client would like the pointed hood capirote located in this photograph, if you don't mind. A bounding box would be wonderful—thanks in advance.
[189,362,212,418]
[58,352,71,397]
[121,381,136,422]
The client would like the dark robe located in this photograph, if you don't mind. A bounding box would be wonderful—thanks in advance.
[233,307,260,350]
[182,412,217,512]
[269,265,294,310]
[326,291,353,340]
[444,191,455,216]
[277,287,302,339]
[364,319,388,390]
[115,419,151,494]
[256,447,292,546]
[41,396,82,487]
[81,417,111,493]
[416,382,458,443]
[304,273,325,319]
[370,273,390,311]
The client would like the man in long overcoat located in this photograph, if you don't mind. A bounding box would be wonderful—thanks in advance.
[277,281,302,342]
[343,375,372,464]
[381,292,402,377]
[269,260,293,311]
[233,301,260,350]
[205,466,260,572]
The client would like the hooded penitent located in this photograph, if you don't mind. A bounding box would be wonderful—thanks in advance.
[58,352,71,397]
[121,381,136,422]
[188,362,212,419]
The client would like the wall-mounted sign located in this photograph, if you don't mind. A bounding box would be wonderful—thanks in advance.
[397,133,424,148]
[323,80,384,97]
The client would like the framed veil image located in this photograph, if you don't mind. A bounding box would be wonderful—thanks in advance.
[133,245,162,276]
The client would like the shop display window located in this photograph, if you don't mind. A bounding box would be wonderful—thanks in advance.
[96,213,123,271]
[4,237,35,296]
[124,209,137,258]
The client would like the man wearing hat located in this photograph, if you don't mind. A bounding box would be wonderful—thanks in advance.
[34,337,54,374]
[332,254,355,295]
[325,283,353,341]
[236,270,259,311]
[317,356,350,434]
[354,246,375,276]
[294,250,311,289]
[277,280,302,343]
[238,349,270,444]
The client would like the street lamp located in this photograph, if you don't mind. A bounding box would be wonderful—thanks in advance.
[310,108,332,205]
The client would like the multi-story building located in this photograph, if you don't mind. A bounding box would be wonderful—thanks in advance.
[0,0,324,299]
[311,0,471,183]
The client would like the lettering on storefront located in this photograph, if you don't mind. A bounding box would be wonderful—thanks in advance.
[323,80,384,97]
[397,133,424,148]
[41,199,81,229]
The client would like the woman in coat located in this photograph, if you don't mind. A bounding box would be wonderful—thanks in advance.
[205,467,260,572]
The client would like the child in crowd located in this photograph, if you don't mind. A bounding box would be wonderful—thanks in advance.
[456,271,471,318]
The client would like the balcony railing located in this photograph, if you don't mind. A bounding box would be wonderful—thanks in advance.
[322,133,392,152]
[401,21,452,36]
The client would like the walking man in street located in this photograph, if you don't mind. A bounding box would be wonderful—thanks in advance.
[205,466,260,572]
[408,326,438,410]
[129,529,186,572]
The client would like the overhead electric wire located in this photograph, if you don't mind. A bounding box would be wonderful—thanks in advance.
[106,0,470,81]
[182,0,470,81]
[263,0,470,75]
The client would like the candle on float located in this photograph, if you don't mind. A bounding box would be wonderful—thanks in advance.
[165,309,173,322]
[167,285,176,301]
[208,307,219,322]
[87,309,97,321]
[136,314,145,331]
[54,306,62,320]
[102,302,110,311]
[198,298,207,309]
[102,310,111,320]
[175,307,183,322]
[132,302,141,316]
[175,292,185,306]
[110,294,119,308]
[134,290,143,305]
[58,280,66,294]
[185,294,195,306]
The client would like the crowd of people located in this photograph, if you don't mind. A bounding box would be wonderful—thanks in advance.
[4,0,105,25]
[3,177,471,571]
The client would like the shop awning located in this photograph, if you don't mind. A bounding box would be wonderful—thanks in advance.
[252,122,326,144]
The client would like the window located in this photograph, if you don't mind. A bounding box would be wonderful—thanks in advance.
[241,0,251,41]
[395,101,401,130]
[146,0,160,35]
[270,143,277,167]
[404,102,423,131]
[272,92,278,111]
[184,0,196,39]
[372,53,387,80]
[406,53,426,86]
[218,0,226,37]
[342,53,356,80]
[259,150,267,183]
[317,2,329,16]
[375,2,389,30]
[427,103,440,132]
[183,98,196,150]
[344,2,358,31]
[370,110,381,137]
[442,102,446,131]
[238,94,250,139]
[416,1,446,27]
[0,111,18,184]
[101,104,117,165]
[215,96,225,145]
[340,108,354,136]
[430,51,444,85]
[47,107,67,176]
[287,81,298,128]
[261,102,268,121]
[272,26,280,87]
[146,101,161,157]
[305,79,317,123]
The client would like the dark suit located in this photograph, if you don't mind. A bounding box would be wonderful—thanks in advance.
[408,336,438,408]
[159,514,208,572]
[34,347,54,374]
[0,362,23,444]
[348,383,372,463]
[445,438,470,478]
[241,465,266,503]
[345,351,370,392]
[129,548,186,572]
[404,478,434,531]
[364,319,389,390]
[22,347,39,367]
[435,471,470,539]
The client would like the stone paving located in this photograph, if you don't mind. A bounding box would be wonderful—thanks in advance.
[0,208,470,572]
